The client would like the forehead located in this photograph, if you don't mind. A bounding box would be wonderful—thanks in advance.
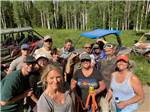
[47,70,61,77]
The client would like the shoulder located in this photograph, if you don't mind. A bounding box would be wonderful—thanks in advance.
[130,73,140,84]
[37,93,53,112]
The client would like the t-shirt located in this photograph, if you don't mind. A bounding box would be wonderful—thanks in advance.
[60,47,75,59]
[73,68,103,104]
[100,58,117,89]
[0,70,30,112]
[37,91,74,112]
[33,47,52,60]
[9,56,24,71]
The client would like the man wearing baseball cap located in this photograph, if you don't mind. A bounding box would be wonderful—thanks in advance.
[0,56,37,112]
[7,43,30,74]
[33,35,53,60]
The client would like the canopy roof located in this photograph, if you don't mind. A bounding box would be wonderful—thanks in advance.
[80,29,121,39]
[0,27,33,35]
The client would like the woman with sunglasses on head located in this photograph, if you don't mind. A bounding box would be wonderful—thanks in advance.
[71,53,106,112]
[106,55,144,112]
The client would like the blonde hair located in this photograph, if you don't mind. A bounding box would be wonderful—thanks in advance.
[41,64,63,85]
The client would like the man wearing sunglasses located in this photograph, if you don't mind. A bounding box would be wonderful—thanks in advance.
[0,56,37,112]
[33,35,53,61]
[99,43,117,112]
[7,44,30,75]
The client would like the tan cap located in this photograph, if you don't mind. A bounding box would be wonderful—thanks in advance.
[44,35,52,41]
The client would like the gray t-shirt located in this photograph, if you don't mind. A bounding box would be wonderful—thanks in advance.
[9,56,24,71]
[37,91,74,112]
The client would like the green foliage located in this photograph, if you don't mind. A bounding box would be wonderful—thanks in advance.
[35,28,150,84]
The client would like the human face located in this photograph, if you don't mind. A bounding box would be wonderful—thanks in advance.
[44,39,53,49]
[65,42,72,51]
[117,60,128,71]
[46,70,62,90]
[84,46,92,53]
[37,58,48,68]
[24,63,35,74]
[21,49,29,56]
[81,59,91,69]
[104,48,114,55]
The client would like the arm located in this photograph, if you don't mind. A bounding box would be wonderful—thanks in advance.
[0,89,33,106]
[95,80,106,95]
[105,88,113,102]
[117,74,144,109]
[71,79,77,91]
[65,53,77,74]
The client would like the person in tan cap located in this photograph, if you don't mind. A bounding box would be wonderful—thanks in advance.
[33,35,53,60]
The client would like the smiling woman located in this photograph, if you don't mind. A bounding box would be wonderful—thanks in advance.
[37,65,74,112]
[106,55,144,112]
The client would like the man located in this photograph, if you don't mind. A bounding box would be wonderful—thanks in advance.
[60,39,75,59]
[0,56,37,112]
[80,43,95,67]
[33,35,53,60]
[99,43,117,112]
[7,43,30,74]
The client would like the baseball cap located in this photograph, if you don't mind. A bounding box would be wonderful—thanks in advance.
[117,55,129,62]
[93,44,99,49]
[35,54,49,61]
[21,44,29,50]
[80,53,91,60]
[44,35,52,41]
[24,56,36,63]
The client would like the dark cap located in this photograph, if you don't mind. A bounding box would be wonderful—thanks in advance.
[24,56,36,63]
[79,53,91,60]
[21,44,29,50]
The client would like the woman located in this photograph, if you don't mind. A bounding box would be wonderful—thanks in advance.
[71,53,106,112]
[37,65,74,112]
[106,55,144,112]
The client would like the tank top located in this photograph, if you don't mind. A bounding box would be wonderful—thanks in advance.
[111,72,138,112]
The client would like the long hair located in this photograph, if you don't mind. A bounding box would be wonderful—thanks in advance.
[41,64,63,88]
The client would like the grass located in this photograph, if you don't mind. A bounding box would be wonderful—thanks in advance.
[35,28,150,84]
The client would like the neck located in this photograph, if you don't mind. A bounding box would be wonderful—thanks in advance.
[118,69,128,75]
[45,86,59,95]
[44,46,50,51]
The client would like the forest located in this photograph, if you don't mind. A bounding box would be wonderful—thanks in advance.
[1,0,150,30]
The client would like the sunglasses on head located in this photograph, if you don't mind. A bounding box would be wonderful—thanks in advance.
[81,59,91,62]
[103,44,113,49]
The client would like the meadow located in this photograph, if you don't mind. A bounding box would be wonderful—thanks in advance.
[35,28,150,84]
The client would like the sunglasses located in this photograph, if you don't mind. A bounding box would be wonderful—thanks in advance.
[103,44,113,49]
[84,47,91,49]
[45,39,52,42]
[81,59,91,62]
[22,48,29,50]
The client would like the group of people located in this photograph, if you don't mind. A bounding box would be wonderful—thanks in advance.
[0,35,144,112]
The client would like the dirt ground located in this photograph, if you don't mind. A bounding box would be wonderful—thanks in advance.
[137,85,150,112]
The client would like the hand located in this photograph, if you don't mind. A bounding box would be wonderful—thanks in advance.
[24,89,33,97]
[117,101,128,109]
[68,53,78,61]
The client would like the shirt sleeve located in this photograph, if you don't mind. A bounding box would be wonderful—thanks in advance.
[9,59,17,71]
[1,78,16,101]
[72,69,79,81]
[95,69,103,81]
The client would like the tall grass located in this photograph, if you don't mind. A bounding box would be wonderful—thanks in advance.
[35,28,150,84]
